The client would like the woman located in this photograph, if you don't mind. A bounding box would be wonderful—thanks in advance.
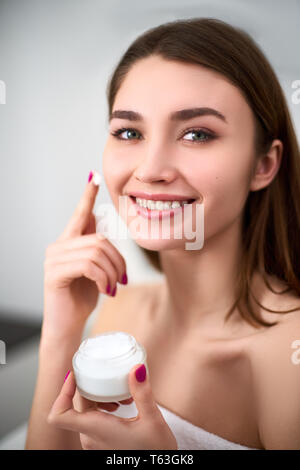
[25,18,300,450]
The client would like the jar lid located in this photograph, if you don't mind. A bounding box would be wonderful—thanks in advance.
[73,331,145,375]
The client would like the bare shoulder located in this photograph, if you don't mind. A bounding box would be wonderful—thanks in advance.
[248,278,300,365]
[247,291,300,449]
[89,280,163,337]
[248,307,300,364]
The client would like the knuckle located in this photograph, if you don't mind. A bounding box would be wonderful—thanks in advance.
[47,411,58,426]
[83,258,94,273]
[84,259,103,282]
[86,254,98,273]
[91,245,103,259]
[95,232,106,241]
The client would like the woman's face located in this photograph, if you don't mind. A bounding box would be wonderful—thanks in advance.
[102,55,259,251]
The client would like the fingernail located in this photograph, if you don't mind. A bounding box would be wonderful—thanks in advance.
[106,283,111,294]
[135,364,146,383]
[87,170,101,186]
[111,285,117,296]
[121,273,128,285]
[88,171,93,183]
[64,370,71,383]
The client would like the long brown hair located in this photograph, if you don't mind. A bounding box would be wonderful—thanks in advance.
[105,18,300,328]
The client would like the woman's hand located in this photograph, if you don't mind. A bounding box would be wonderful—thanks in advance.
[42,170,127,339]
[47,364,178,450]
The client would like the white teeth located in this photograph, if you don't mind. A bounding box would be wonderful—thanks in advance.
[156,201,164,210]
[134,197,191,210]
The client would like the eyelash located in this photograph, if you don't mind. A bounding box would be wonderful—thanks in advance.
[110,127,216,144]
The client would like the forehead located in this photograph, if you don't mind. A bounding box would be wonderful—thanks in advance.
[113,55,253,127]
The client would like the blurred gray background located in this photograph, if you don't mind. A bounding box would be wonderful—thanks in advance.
[0,0,299,449]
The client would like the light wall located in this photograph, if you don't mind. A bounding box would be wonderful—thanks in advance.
[0,0,299,322]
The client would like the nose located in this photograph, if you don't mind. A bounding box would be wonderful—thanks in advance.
[133,148,178,184]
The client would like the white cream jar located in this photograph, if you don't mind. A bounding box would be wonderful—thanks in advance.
[72,331,148,402]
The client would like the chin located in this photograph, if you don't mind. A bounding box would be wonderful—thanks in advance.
[131,235,190,251]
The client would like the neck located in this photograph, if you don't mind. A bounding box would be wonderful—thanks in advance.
[159,217,245,336]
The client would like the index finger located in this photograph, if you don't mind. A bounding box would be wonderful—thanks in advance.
[59,170,102,241]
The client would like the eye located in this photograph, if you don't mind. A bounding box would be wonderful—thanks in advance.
[110,127,216,144]
[181,128,215,144]
[110,127,142,141]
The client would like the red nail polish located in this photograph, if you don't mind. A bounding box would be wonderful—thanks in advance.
[64,370,70,383]
[106,283,111,294]
[88,171,93,183]
[121,273,128,284]
[135,364,146,383]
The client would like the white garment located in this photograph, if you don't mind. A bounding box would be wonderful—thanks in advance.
[157,404,260,450]
[99,400,261,450]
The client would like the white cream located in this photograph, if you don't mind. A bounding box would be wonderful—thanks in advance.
[72,331,147,402]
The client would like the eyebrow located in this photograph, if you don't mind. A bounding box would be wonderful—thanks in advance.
[109,107,227,124]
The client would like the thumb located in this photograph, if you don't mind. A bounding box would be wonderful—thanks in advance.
[128,363,160,421]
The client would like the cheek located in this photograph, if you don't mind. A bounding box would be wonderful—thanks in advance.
[188,153,253,234]
[196,147,252,197]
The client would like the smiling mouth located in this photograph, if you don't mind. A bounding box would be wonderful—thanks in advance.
[129,195,198,219]
[129,196,196,204]
[125,195,202,222]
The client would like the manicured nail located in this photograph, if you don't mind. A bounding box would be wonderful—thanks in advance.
[121,273,128,285]
[64,370,71,383]
[111,285,117,296]
[106,283,111,294]
[87,170,101,186]
[135,364,146,383]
